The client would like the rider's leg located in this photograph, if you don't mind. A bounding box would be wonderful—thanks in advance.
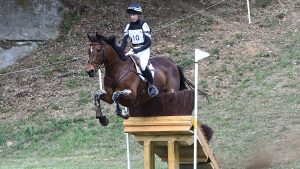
[137,48,159,97]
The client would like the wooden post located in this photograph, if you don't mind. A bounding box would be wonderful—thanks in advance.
[144,140,155,169]
[168,140,179,169]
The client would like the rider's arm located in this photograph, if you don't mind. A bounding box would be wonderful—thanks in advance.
[133,22,152,53]
[133,35,151,53]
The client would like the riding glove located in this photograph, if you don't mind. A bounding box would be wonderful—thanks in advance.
[133,48,142,54]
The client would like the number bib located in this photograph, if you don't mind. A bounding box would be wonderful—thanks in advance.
[128,29,144,44]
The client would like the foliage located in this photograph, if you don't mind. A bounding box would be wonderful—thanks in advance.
[257,0,273,8]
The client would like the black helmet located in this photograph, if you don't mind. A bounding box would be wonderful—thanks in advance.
[127,4,142,14]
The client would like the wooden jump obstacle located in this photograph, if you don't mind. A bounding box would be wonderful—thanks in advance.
[123,90,220,169]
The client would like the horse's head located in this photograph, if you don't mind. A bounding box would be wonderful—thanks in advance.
[86,33,128,77]
[86,32,105,77]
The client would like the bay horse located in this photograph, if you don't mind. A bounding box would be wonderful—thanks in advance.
[86,32,207,126]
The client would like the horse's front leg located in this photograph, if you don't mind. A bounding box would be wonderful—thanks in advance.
[94,90,112,126]
[112,89,132,119]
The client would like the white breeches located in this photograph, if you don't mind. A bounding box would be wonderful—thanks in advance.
[134,47,150,71]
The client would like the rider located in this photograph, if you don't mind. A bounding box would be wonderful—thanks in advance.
[121,4,159,97]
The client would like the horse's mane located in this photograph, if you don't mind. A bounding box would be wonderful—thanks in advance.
[92,34,128,61]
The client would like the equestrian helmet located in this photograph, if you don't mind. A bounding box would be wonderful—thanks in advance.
[127,4,142,14]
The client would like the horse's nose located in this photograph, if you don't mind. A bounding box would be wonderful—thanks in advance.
[87,69,96,77]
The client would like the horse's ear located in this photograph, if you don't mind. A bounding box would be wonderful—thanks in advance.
[96,32,100,39]
[87,33,91,41]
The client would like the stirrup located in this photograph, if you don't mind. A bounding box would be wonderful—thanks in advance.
[148,85,159,97]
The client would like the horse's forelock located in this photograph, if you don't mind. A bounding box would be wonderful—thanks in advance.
[89,34,127,61]
[108,36,117,45]
[88,35,101,43]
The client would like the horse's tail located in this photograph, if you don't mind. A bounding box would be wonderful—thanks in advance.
[177,65,209,101]
[177,66,187,90]
[201,124,214,142]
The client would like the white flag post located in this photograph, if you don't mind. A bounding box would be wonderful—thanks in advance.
[247,0,252,24]
[98,69,103,90]
[193,49,210,169]
[125,107,131,169]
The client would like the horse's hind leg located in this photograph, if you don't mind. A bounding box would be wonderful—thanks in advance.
[112,89,131,119]
[166,67,181,92]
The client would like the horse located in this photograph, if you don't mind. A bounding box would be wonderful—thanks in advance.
[86,32,207,126]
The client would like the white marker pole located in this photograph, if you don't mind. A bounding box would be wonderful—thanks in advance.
[98,69,103,90]
[247,0,252,24]
[194,49,210,169]
[125,107,131,169]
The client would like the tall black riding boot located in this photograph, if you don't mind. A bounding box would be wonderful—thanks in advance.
[142,67,159,97]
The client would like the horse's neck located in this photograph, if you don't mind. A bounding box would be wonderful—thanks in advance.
[104,48,128,78]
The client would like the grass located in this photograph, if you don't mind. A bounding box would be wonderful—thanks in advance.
[77,91,92,106]
[200,31,300,169]
[66,78,82,89]
[0,115,167,169]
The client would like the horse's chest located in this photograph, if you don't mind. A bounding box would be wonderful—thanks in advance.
[104,76,117,93]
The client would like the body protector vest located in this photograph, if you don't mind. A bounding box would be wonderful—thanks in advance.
[122,19,151,49]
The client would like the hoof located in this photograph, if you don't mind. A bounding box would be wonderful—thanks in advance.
[98,116,109,126]
[116,110,130,119]
[122,113,130,119]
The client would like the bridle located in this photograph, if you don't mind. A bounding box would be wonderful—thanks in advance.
[88,42,105,70]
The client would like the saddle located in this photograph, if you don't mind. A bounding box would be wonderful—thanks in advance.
[125,50,154,82]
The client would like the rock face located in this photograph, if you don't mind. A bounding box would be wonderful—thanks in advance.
[0,0,64,68]
[0,42,38,69]
[0,0,64,40]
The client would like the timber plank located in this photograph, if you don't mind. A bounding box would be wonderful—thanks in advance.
[125,126,192,134]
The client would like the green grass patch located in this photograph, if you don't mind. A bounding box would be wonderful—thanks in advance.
[66,78,82,89]
[49,102,61,110]
[0,115,154,169]
[223,39,234,46]
[77,91,91,106]
[47,54,63,64]
[234,33,243,40]
[42,67,54,78]
[210,47,220,57]
[255,51,271,58]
